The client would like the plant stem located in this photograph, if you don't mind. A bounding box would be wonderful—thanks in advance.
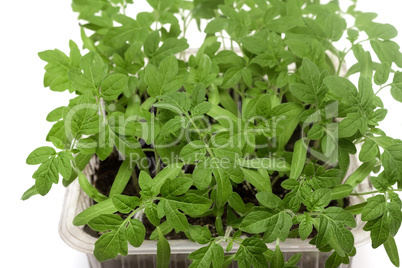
[351,189,402,196]
[375,83,394,95]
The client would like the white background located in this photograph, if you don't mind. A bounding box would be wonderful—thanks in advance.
[1,1,402,267]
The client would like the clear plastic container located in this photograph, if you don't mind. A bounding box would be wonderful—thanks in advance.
[59,156,372,268]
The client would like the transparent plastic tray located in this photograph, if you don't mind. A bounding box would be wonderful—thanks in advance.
[59,156,372,268]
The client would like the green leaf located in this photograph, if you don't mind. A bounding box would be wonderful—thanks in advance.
[256,192,283,210]
[163,194,212,215]
[378,142,402,182]
[240,210,292,243]
[391,71,402,102]
[290,139,307,180]
[324,77,360,106]
[188,242,224,268]
[299,214,314,240]
[46,106,66,122]
[242,168,271,192]
[110,130,142,157]
[78,172,107,203]
[189,225,212,245]
[290,59,328,104]
[145,56,184,97]
[55,151,73,179]
[270,244,285,268]
[324,14,346,41]
[109,158,135,196]
[345,202,367,215]
[21,185,38,201]
[157,230,171,268]
[362,195,386,221]
[160,176,192,196]
[192,102,212,116]
[154,92,191,114]
[68,92,100,136]
[370,40,402,67]
[228,192,246,213]
[145,203,160,226]
[330,185,354,200]
[70,52,107,94]
[32,156,58,195]
[344,159,376,187]
[193,159,212,190]
[94,228,127,262]
[127,219,146,247]
[152,163,184,195]
[38,48,71,92]
[234,237,268,268]
[64,153,93,186]
[73,198,117,226]
[101,74,128,101]
[212,168,232,207]
[366,23,398,40]
[26,147,56,165]
[221,68,242,89]
[158,199,189,232]
[241,36,268,54]
[180,140,206,163]
[384,235,400,267]
[307,188,331,211]
[144,31,160,58]
[338,113,360,138]
[287,254,302,266]
[112,194,140,214]
[359,139,379,162]
[374,63,391,85]
[371,215,390,248]
[316,208,356,256]
[88,214,123,232]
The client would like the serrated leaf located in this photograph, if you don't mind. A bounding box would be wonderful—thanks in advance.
[88,214,123,232]
[94,227,127,262]
[256,191,283,210]
[242,168,271,192]
[101,74,128,100]
[180,140,206,163]
[359,139,379,162]
[127,219,146,247]
[32,156,59,195]
[112,194,140,213]
[193,159,212,190]
[188,242,224,268]
[371,214,390,248]
[160,177,193,197]
[299,214,313,240]
[26,147,56,165]
[362,195,386,221]
[234,237,268,268]
[189,225,212,245]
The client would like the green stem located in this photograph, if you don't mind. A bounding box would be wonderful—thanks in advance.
[184,113,216,157]
[351,189,402,196]
[375,83,394,95]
